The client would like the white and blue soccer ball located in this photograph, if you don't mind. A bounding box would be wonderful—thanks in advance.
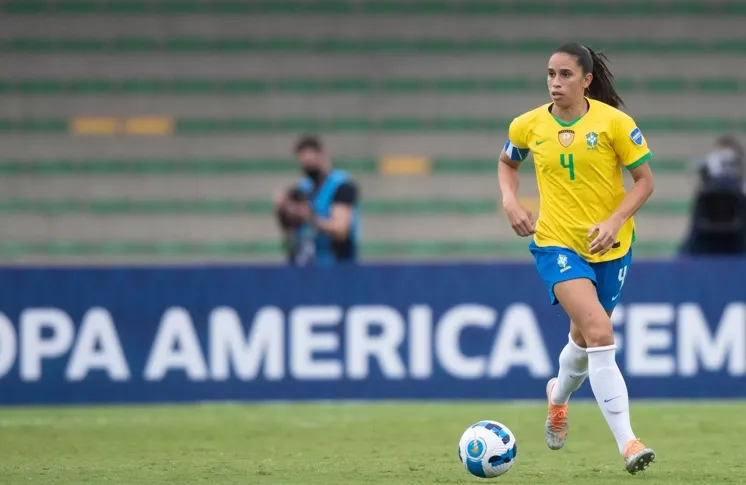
[458,420,517,479]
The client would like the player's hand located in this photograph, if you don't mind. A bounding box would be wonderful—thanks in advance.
[588,216,623,256]
[503,199,536,237]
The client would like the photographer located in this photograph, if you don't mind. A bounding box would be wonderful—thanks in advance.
[697,135,744,189]
[679,135,746,256]
[274,135,360,266]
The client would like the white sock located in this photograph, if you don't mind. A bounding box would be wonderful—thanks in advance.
[550,334,588,405]
[587,345,636,454]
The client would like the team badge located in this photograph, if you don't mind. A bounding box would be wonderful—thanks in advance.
[558,129,575,147]
[586,132,598,149]
[630,127,644,146]
[557,254,572,273]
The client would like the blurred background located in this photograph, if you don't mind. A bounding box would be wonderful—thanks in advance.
[1,0,744,265]
[1,2,746,482]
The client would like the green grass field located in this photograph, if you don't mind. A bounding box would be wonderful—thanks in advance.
[0,401,744,484]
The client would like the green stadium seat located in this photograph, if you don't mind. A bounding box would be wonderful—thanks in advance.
[3,38,746,54]
[0,1,739,262]
[0,77,743,95]
[0,197,693,216]
[0,117,742,135]
[3,0,746,15]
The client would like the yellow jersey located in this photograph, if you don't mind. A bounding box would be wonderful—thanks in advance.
[504,98,652,263]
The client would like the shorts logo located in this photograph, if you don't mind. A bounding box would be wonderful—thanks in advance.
[557,254,572,273]
[558,129,575,148]
[466,438,486,460]
[630,127,644,146]
[586,132,598,150]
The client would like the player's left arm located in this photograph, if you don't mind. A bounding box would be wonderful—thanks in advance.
[610,160,655,225]
[309,181,358,241]
[589,116,655,255]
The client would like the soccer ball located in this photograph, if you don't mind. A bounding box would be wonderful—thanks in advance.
[458,420,517,479]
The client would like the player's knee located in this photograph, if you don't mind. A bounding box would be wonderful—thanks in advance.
[582,323,615,348]
[569,325,587,348]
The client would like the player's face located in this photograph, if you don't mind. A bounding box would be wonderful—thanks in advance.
[547,53,592,107]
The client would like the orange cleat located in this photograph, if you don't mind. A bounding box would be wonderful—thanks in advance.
[544,377,568,450]
[623,439,655,474]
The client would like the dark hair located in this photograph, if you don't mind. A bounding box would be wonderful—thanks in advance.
[553,42,624,109]
[294,134,323,153]
[715,135,744,159]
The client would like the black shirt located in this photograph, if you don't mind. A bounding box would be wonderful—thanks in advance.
[327,181,358,261]
[333,181,358,206]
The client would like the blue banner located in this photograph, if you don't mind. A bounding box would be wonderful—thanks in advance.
[0,259,744,405]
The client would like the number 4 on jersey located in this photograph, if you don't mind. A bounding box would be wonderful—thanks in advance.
[559,153,575,181]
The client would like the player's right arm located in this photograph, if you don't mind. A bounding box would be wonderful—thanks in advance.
[498,117,535,237]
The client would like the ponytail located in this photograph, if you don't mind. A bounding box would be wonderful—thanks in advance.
[553,43,625,109]
[585,47,624,109]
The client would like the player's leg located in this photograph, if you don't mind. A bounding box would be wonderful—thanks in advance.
[589,250,654,472]
[553,276,654,473]
[529,242,594,450]
[544,322,587,450]
[549,320,587,406]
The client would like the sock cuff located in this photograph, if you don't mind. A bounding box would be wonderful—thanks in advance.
[567,333,587,353]
[586,344,617,354]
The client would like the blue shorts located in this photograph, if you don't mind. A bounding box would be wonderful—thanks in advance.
[529,241,632,312]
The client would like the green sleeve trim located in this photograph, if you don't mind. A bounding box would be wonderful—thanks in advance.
[626,152,652,171]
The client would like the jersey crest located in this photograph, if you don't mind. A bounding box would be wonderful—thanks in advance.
[586,132,598,150]
[558,129,575,147]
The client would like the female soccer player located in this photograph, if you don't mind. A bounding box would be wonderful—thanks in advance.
[497,43,656,474]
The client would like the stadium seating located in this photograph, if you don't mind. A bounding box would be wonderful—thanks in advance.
[1,0,744,263]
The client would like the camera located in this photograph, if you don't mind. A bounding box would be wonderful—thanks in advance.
[288,186,307,202]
